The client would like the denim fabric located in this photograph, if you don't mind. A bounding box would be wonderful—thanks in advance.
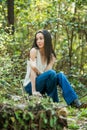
[24,70,59,102]
[25,70,78,105]
[56,72,78,105]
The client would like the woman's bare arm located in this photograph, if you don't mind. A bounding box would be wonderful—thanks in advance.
[30,48,43,75]
[30,48,42,95]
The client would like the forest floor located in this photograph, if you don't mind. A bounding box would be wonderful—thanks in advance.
[0,85,87,130]
[67,96,87,130]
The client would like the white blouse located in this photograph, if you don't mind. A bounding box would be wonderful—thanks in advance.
[23,49,47,87]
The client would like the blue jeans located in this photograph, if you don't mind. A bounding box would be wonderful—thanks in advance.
[25,70,58,102]
[24,70,78,105]
[56,72,78,105]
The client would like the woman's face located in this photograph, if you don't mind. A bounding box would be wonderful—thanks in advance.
[36,33,44,49]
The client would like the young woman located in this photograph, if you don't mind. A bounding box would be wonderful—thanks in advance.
[23,29,86,108]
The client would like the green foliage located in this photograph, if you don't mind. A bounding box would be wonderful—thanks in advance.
[68,107,87,130]
[68,123,79,129]
[0,95,66,130]
[78,109,87,118]
[0,1,87,129]
[0,0,86,91]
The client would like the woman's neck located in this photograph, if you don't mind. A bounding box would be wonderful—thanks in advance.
[39,48,47,64]
[39,48,45,56]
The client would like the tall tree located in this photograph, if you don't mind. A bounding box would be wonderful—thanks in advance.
[7,0,14,34]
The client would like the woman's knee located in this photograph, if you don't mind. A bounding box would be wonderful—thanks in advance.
[47,70,56,76]
[57,72,65,78]
[48,70,56,80]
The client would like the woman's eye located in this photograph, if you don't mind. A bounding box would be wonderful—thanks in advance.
[36,37,43,41]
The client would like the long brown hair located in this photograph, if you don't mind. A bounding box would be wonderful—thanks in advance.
[32,29,56,64]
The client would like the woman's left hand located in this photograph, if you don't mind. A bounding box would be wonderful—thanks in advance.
[32,91,42,97]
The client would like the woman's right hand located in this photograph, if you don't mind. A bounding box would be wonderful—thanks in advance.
[32,91,42,97]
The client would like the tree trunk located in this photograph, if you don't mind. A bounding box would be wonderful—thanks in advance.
[7,0,14,34]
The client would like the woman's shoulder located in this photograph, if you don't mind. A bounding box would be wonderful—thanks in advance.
[30,47,38,58]
[30,47,38,53]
